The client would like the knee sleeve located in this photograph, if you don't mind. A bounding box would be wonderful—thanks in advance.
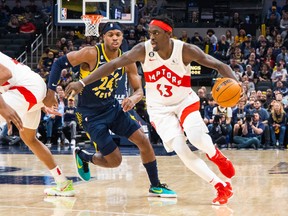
[168,136,221,183]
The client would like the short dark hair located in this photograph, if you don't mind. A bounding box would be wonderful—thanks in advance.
[151,15,174,29]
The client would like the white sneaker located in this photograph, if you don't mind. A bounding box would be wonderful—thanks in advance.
[44,180,75,197]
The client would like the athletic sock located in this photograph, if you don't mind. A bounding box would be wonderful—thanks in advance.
[78,149,94,163]
[143,160,160,187]
[50,165,67,183]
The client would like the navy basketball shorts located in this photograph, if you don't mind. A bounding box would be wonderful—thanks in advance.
[81,102,141,156]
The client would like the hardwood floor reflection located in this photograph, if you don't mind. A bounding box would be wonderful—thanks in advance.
[0,149,287,216]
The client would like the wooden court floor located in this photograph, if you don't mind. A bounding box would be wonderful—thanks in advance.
[0,149,288,216]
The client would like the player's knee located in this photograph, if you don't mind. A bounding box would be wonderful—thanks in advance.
[104,146,122,167]
[186,126,207,144]
[169,136,187,153]
[107,154,122,168]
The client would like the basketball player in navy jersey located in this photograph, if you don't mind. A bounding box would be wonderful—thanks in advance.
[46,22,176,198]
[65,16,238,205]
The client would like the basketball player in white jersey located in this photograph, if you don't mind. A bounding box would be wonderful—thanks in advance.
[0,52,75,196]
[65,15,238,205]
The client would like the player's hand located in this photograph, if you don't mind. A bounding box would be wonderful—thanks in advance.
[42,106,63,116]
[0,103,23,132]
[65,81,83,98]
[43,89,58,107]
[122,97,135,112]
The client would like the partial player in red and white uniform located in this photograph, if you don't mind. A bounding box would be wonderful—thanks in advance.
[0,52,75,196]
[0,52,46,129]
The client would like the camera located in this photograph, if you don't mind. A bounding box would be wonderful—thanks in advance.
[213,114,222,126]
[245,114,253,123]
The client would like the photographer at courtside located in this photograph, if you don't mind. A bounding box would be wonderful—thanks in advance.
[209,114,228,148]
[233,112,265,150]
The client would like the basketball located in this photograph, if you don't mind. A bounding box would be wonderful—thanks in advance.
[212,78,241,107]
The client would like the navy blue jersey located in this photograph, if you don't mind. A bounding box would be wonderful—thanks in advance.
[77,44,125,112]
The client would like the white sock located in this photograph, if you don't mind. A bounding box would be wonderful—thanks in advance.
[50,165,67,183]
[170,136,225,186]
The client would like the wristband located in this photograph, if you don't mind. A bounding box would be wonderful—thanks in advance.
[79,80,86,87]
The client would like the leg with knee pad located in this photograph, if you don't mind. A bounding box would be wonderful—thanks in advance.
[168,136,224,183]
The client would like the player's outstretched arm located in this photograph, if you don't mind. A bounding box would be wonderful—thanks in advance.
[65,43,145,97]
[45,47,97,107]
[183,43,238,81]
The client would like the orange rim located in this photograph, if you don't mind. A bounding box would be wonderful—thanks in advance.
[81,15,104,24]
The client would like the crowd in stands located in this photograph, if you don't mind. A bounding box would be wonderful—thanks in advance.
[0,0,288,150]
[0,0,51,58]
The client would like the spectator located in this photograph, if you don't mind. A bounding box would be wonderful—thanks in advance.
[191,11,199,24]
[242,65,257,88]
[225,30,234,45]
[276,47,288,65]
[6,16,19,34]
[234,29,247,45]
[43,104,61,146]
[211,105,232,141]
[11,0,25,15]
[230,12,243,29]
[135,24,148,41]
[25,0,38,14]
[206,29,217,47]
[271,63,287,84]
[209,114,228,148]
[215,35,229,61]
[179,30,191,43]
[233,112,264,149]
[0,0,11,15]
[269,101,287,149]
[126,29,137,50]
[267,5,281,23]
[204,96,216,125]
[232,100,247,136]
[252,100,271,149]
[229,57,244,73]
[197,88,208,118]
[273,81,288,96]
[191,32,203,49]
[42,51,54,72]
[19,18,36,34]
[62,97,77,147]
[258,63,272,82]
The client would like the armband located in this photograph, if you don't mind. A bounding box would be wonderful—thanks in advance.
[79,80,86,87]
[48,55,73,91]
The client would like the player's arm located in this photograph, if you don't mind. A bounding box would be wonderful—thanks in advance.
[65,43,146,97]
[44,47,97,107]
[182,43,238,81]
[122,63,144,112]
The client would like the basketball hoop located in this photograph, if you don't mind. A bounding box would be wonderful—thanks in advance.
[81,15,104,37]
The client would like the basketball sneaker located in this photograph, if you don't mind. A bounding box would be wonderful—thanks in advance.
[44,180,75,197]
[207,148,235,178]
[212,182,233,205]
[148,183,177,198]
[73,147,91,181]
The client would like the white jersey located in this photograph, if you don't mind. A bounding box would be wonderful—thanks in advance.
[0,52,41,89]
[0,52,46,129]
[142,39,199,106]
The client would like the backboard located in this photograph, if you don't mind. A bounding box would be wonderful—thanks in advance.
[56,0,135,25]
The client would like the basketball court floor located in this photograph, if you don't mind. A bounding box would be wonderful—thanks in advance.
[0,143,287,216]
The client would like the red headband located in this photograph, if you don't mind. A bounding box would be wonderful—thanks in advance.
[149,20,172,32]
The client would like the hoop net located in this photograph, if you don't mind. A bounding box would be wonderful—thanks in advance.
[81,15,104,37]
